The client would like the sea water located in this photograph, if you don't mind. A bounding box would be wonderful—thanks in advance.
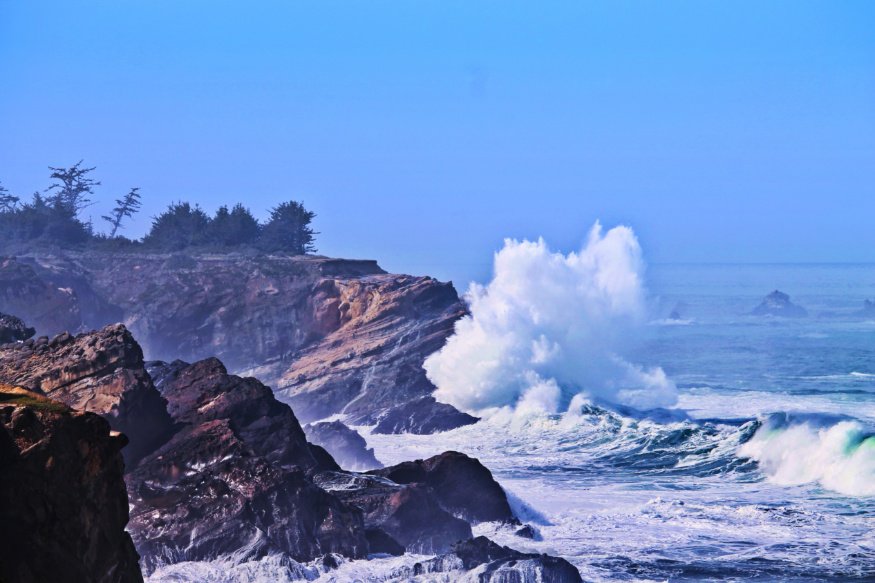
[150,263,875,582]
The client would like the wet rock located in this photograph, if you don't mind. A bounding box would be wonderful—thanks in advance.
[126,357,369,572]
[304,420,383,471]
[370,451,515,523]
[315,471,471,554]
[372,396,479,435]
[413,536,583,583]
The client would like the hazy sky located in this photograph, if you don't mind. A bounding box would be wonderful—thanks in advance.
[2,1,874,286]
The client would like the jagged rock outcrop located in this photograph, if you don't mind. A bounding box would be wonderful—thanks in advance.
[0,253,470,430]
[0,390,143,583]
[130,357,368,572]
[371,451,515,524]
[304,420,383,471]
[372,396,479,435]
[751,290,808,318]
[314,471,472,555]
[0,324,175,463]
[409,536,583,583]
[0,311,35,343]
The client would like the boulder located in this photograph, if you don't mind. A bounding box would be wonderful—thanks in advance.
[370,451,515,523]
[372,396,479,435]
[0,312,35,343]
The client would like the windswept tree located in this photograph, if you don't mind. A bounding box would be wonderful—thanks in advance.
[0,182,19,213]
[46,160,100,214]
[257,200,317,254]
[144,202,211,250]
[206,203,260,247]
[102,187,143,237]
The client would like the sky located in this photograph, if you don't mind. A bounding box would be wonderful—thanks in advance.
[1,1,874,287]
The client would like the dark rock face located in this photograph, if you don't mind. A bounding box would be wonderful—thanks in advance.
[372,395,480,435]
[0,311,35,343]
[128,358,368,572]
[0,324,175,464]
[0,400,143,583]
[304,420,383,470]
[314,471,472,555]
[752,290,808,318]
[421,536,583,583]
[0,253,469,429]
[371,451,515,524]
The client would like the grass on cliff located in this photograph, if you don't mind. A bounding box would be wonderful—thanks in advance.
[0,384,68,413]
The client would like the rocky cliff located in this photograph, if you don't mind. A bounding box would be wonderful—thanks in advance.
[0,252,468,431]
[0,385,143,583]
[0,322,579,581]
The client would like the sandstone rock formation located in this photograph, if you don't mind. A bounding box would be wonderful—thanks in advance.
[0,324,174,463]
[0,387,143,583]
[0,253,470,431]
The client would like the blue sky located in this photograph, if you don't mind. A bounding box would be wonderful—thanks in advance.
[1,1,874,286]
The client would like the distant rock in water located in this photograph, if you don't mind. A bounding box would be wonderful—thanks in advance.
[668,301,688,321]
[751,290,808,318]
[856,299,875,318]
[372,396,479,435]
[304,420,383,471]
[0,390,143,583]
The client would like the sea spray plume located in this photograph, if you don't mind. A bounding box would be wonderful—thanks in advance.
[424,222,677,414]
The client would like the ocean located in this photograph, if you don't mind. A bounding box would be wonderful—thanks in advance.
[149,262,875,582]
[366,263,875,582]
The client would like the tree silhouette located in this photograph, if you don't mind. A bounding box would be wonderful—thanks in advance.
[46,160,100,214]
[102,187,142,237]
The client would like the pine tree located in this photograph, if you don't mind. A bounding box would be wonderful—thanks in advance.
[102,187,143,238]
[46,160,100,213]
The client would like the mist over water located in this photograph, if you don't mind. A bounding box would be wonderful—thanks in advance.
[425,223,677,415]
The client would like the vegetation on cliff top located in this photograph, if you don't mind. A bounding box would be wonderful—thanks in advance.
[0,162,317,255]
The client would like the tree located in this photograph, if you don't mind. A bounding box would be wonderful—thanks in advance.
[206,203,260,247]
[0,182,19,213]
[144,202,211,250]
[102,187,142,238]
[257,200,317,254]
[45,160,100,214]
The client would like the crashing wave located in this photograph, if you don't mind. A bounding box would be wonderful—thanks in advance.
[424,223,676,416]
[738,412,875,496]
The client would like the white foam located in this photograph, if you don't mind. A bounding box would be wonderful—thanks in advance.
[424,223,676,415]
[739,420,875,496]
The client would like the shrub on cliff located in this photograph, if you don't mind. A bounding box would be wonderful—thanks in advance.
[257,200,317,254]
[143,202,211,250]
[205,204,261,247]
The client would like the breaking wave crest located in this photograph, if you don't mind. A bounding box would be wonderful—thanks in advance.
[738,413,875,496]
[424,223,676,416]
